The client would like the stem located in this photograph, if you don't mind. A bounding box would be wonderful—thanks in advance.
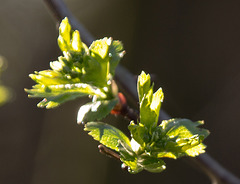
[98,144,128,171]
[43,0,240,183]
[98,144,120,161]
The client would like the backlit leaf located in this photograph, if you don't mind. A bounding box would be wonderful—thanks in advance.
[137,71,164,128]
[26,82,106,108]
[156,118,210,158]
[26,17,125,108]
[84,122,131,152]
[77,99,118,123]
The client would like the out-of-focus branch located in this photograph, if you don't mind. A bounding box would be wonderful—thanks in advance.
[43,0,94,45]
[43,0,240,183]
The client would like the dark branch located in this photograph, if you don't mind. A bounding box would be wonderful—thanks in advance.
[120,104,139,123]
[43,0,240,183]
[43,0,94,46]
[98,144,120,161]
[98,144,129,171]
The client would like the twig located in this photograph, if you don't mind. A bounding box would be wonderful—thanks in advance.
[98,144,120,161]
[43,0,240,183]
[98,144,129,171]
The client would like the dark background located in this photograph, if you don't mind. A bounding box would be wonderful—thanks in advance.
[0,0,240,183]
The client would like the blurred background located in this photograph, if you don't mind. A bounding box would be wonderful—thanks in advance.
[1,0,240,183]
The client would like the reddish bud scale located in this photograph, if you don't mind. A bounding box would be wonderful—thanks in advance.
[111,92,127,115]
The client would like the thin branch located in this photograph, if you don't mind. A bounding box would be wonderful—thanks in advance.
[43,0,240,183]
[98,144,129,171]
[98,144,120,161]
[43,0,94,46]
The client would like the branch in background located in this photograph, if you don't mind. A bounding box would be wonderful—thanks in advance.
[43,0,94,45]
[43,0,240,183]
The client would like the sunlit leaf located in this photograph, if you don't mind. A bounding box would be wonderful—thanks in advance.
[58,17,84,52]
[156,118,210,158]
[128,122,150,147]
[25,83,106,108]
[26,17,125,108]
[84,122,131,152]
[137,71,164,128]
[77,98,118,123]
[118,140,142,174]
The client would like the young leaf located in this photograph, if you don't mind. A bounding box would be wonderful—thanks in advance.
[137,71,151,104]
[156,118,210,158]
[58,17,71,52]
[128,122,150,147]
[137,71,164,128]
[118,140,166,174]
[84,122,131,152]
[58,17,84,52]
[108,40,125,75]
[123,71,210,173]
[77,99,118,123]
[26,17,125,108]
[118,140,142,174]
[25,82,106,108]
[138,155,166,173]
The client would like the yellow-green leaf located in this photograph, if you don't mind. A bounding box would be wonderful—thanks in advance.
[84,122,131,152]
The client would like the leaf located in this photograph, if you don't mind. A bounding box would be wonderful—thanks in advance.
[128,122,150,147]
[156,118,210,158]
[58,17,84,52]
[77,98,118,123]
[137,71,164,128]
[137,71,151,102]
[90,37,110,60]
[161,119,209,139]
[58,17,71,52]
[118,141,142,174]
[151,87,164,122]
[84,122,131,152]
[185,143,207,157]
[118,140,166,173]
[84,37,123,87]
[138,155,166,173]
[108,40,125,75]
[81,55,108,87]
[26,18,125,108]
[25,82,106,108]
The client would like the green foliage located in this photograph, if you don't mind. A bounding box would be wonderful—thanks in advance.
[137,71,164,128]
[158,119,209,158]
[26,17,209,175]
[77,99,118,123]
[84,122,131,152]
[85,71,209,174]
[25,17,124,120]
